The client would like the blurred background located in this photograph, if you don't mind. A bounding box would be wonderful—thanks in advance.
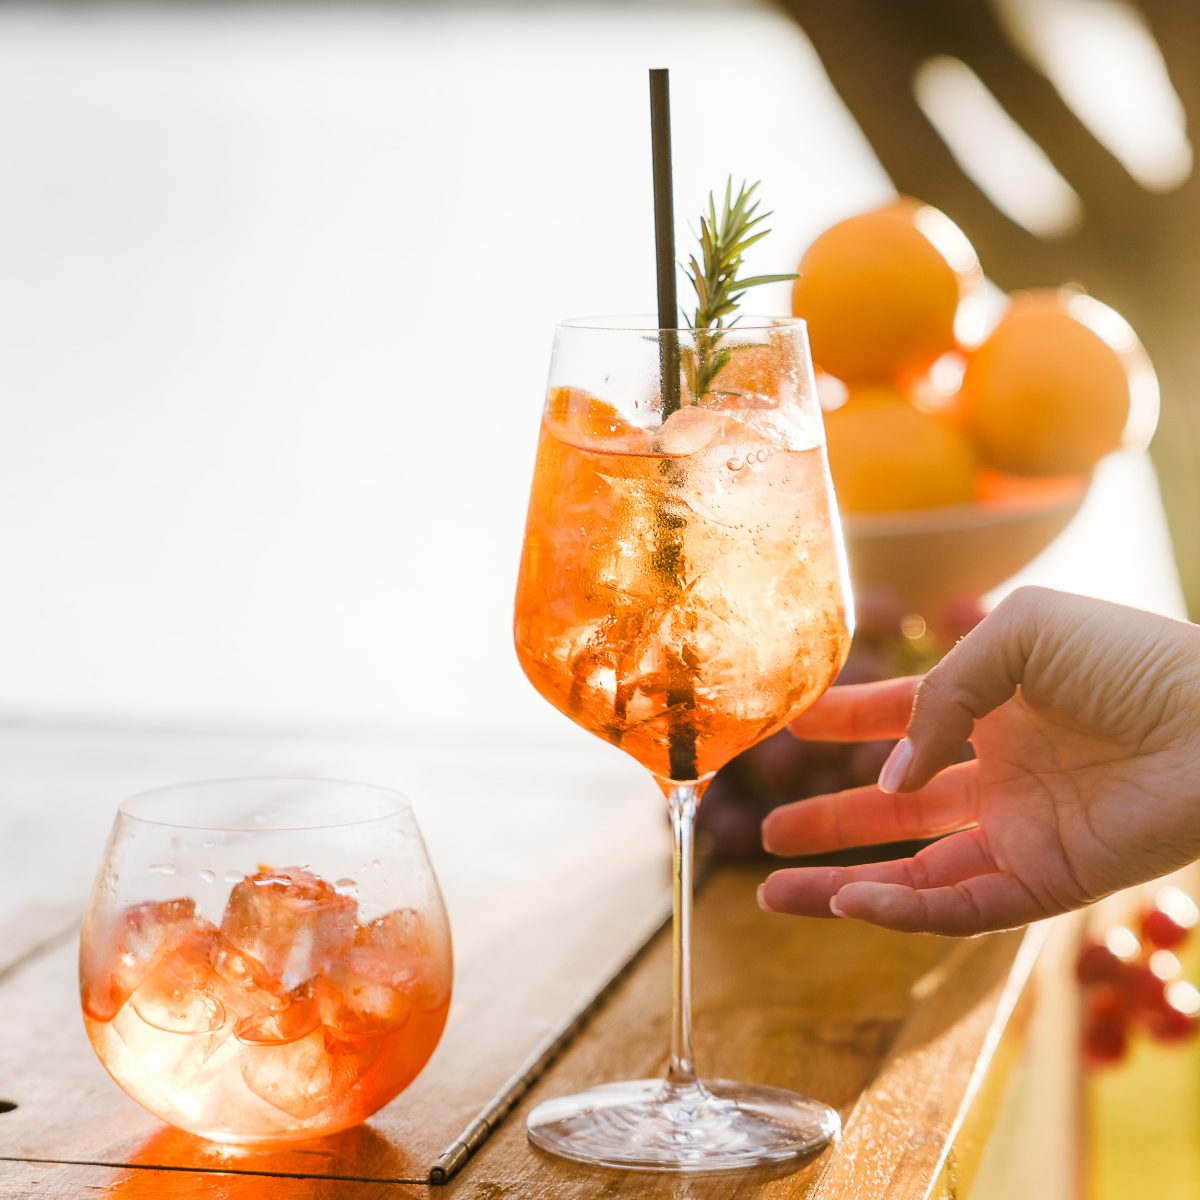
[4,0,1191,743]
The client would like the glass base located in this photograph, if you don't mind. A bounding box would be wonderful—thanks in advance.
[526,1078,840,1172]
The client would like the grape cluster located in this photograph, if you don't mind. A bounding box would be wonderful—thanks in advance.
[697,587,985,861]
[1076,887,1200,1068]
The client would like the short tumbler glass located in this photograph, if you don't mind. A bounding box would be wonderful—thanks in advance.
[79,778,452,1143]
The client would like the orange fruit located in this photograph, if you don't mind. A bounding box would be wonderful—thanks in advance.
[823,385,977,513]
[959,290,1152,476]
[975,467,1087,510]
[791,198,982,383]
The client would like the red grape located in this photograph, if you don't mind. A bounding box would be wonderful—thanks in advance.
[847,739,898,787]
[740,730,817,798]
[833,645,890,688]
[940,595,987,643]
[696,780,769,862]
[797,765,854,803]
[853,586,906,642]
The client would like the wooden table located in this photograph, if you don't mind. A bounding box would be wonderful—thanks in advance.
[0,452,1184,1199]
[0,723,1064,1200]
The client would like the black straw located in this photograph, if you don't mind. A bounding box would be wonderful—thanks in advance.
[648,68,695,781]
[649,69,681,418]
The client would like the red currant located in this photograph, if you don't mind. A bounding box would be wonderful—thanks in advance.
[1145,1004,1199,1043]
[1083,984,1127,1026]
[1141,905,1196,950]
[1124,964,1170,1015]
[1082,1019,1128,1067]
[1076,942,1129,987]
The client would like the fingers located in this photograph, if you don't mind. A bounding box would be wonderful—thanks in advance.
[901,588,1044,788]
[761,826,994,915]
[788,676,920,742]
[886,588,1044,792]
[762,761,979,856]
[830,874,1045,936]
[758,828,1049,935]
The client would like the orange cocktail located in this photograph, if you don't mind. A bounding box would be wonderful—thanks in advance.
[79,779,451,1143]
[515,336,851,785]
[514,317,853,1171]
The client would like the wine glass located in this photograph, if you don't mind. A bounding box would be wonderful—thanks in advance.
[79,777,452,1143]
[513,316,853,1170]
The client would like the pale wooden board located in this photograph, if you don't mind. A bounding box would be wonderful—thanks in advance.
[0,724,669,1182]
[429,869,1039,1199]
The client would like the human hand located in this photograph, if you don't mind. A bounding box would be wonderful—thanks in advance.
[758,587,1200,935]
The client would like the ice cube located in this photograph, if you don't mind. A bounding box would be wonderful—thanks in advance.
[210,932,290,1021]
[82,898,209,1022]
[349,908,452,1012]
[130,928,227,1035]
[654,406,729,458]
[234,977,322,1046]
[107,934,244,1103]
[318,964,414,1038]
[221,866,357,989]
[239,1026,348,1120]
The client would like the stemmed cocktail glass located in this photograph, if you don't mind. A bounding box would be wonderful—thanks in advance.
[513,316,853,1170]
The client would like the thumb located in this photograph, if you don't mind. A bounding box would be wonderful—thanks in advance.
[879,587,1043,794]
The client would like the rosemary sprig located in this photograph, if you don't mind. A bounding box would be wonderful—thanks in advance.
[683,178,796,400]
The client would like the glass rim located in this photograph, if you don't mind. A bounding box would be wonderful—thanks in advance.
[557,314,807,334]
[118,776,413,833]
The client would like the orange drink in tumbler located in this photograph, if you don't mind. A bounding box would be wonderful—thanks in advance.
[79,779,452,1143]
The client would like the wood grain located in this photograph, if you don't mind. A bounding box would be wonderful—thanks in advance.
[0,1159,426,1199]
[431,869,1042,1199]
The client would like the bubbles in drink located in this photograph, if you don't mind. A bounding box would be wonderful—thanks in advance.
[515,386,851,780]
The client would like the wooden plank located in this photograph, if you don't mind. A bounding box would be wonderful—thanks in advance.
[428,868,1037,1198]
[804,929,1040,1200]
[0,724,670,1182]
[971,914,1085,1200]
[0,1159,426,1199]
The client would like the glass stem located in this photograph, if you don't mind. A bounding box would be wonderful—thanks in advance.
[666,782,701,1091]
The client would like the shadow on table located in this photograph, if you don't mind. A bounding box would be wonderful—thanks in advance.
[100,1121,424,1196]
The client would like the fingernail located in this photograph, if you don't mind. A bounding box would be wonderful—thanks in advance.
[877,738,914,794]
[756,884,777,913]
[829,893,847,917]
[760,814,777,855]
